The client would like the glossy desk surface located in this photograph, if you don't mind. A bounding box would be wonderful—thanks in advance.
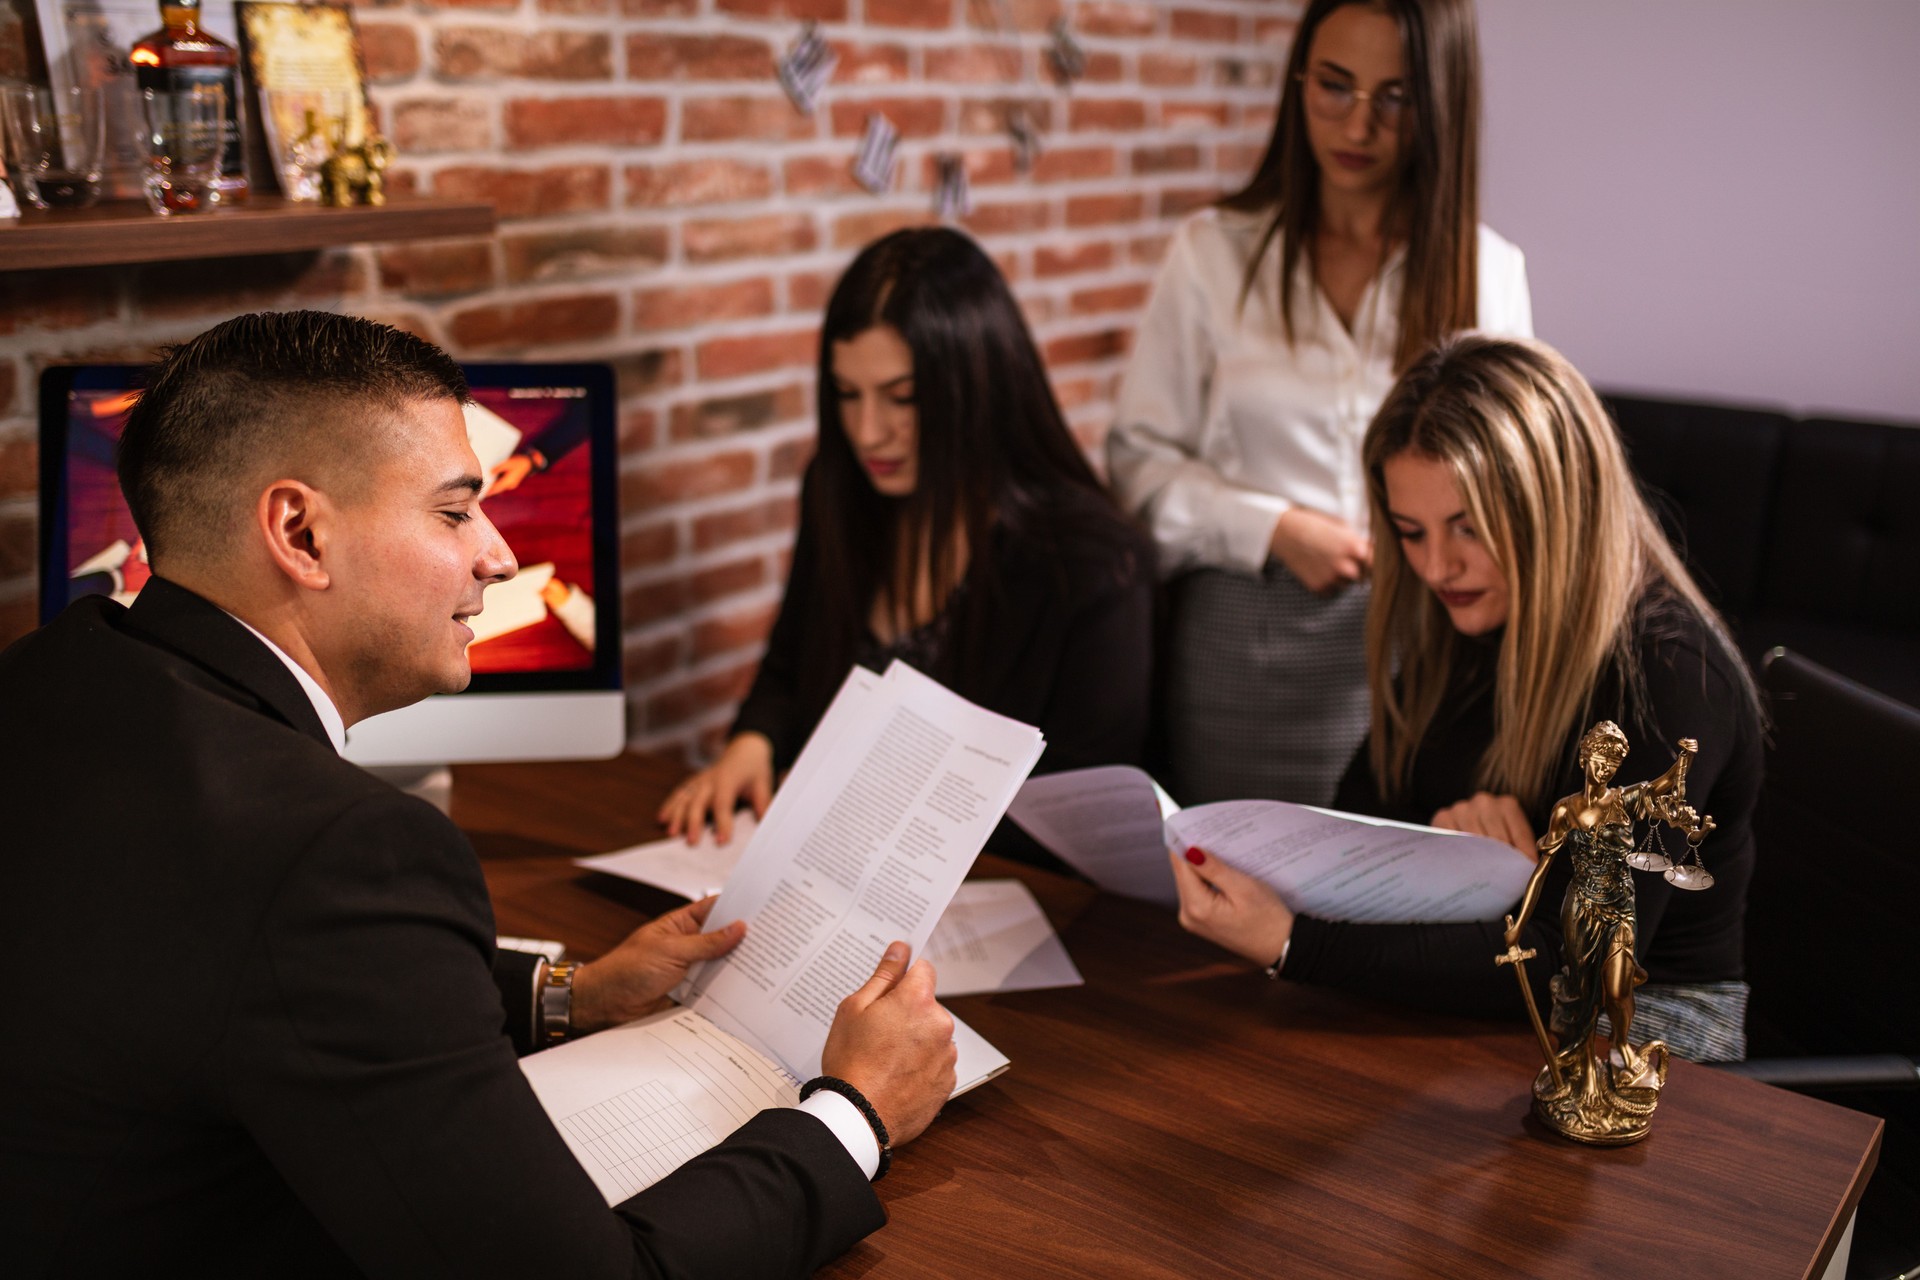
[453,754,1880,1280]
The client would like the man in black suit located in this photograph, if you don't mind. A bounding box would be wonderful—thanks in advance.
[0,312,957,1277]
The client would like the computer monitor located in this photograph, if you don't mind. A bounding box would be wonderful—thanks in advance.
[38,361,626,779]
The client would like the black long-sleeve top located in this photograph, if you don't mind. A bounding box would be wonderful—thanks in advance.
[1289,593,1762,1020]
[731,483,1156,867]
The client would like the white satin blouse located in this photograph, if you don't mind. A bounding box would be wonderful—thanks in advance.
[1108,206,1534,576]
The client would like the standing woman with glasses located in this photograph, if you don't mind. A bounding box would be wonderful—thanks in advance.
[1109,0,1532,805]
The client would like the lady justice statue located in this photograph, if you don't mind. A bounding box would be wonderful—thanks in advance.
[1496,722,1716,1145]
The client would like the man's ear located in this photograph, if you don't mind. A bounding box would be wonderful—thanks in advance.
[258,480,332,590]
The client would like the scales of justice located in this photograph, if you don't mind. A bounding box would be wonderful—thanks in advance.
[1495,721,1718,1146]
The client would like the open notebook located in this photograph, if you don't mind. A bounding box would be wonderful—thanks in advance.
[522,660,1043,1202]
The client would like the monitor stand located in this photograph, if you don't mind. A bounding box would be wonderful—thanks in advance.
[362,763,454,815]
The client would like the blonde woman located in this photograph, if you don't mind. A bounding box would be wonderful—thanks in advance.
[1170,336,1762,1062]
[1109,0,1532,807]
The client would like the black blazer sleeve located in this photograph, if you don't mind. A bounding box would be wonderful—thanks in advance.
[730,509,819,772]
[222,793,881,1279]
[492,948,544,1056]
[1286,619,1757,1017]
[1027,540,1155,777]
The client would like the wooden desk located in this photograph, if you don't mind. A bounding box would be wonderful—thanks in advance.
[454,754,1881,1280]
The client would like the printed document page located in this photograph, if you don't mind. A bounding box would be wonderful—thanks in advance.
[927,879,1082,997]
[679,661,1044,1082]
[576,812,760,901]
[1011,767,1535,923]
[1007,765,1179,906]
[1164,801,1535,923]
[520,1006,798,1205]
[523,1005,1009,1207]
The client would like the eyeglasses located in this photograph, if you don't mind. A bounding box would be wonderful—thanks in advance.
[1297,72,1410,128]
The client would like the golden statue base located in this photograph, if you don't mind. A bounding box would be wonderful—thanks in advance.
[1497,723,1715,1150]
[1530,1040,1669,1146]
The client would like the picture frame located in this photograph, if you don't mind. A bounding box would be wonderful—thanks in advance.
[234,0,368,201]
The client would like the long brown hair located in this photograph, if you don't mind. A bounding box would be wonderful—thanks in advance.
[1222,0,1482,372]
[800,228,1134,714]
[1360,335,1755,809]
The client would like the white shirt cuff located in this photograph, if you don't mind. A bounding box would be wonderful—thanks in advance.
[796,1091,881,1181]
[1219,490,1293,574]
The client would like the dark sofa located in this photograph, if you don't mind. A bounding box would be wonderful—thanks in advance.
[1605,393,1920,708]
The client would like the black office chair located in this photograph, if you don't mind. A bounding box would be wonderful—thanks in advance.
[1719,649,1919,1277]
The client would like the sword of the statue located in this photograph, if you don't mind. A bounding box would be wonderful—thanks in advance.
[1496,915,1564,1091]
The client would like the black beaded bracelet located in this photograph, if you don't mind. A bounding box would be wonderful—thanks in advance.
[800,1075,892,1180]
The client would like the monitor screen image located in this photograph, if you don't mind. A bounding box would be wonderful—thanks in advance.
[39,363,626,770]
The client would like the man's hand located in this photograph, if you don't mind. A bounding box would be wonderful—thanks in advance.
[820,943,956,1148]
[658,733,775,844]
[570,896,745,1034]
[1269,507,1371,595]
[487,453,536,497]
[1431,792,1538,859]
[1168,846,1295,967]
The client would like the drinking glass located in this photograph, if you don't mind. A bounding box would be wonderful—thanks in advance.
[2,84,107,210]
[263,87,351,202]
[138,85,226,215]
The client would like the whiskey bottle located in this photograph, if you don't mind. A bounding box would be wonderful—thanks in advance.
[129,0,247,203]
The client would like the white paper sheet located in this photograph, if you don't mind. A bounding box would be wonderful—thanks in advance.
[523,1004,1008,1207]
[465,400,525,491]
[1007,765,1178,907]
[1164,800,1536,924]
[520,1006,798,1205]
[950,1013,1010,1096]
[575,813,759,901]
[469,561,555,645]
[927,879,1082,997]
[1011,766,1536,924]
[678,661,1044,1082]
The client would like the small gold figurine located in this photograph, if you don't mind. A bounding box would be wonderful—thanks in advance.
[320,122,396,208]
[1496,722,1715,1145]
[359,135,395,206]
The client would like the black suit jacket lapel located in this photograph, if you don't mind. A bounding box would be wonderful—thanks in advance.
[125,577,335,750]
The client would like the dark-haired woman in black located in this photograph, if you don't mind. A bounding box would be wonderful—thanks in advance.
[659,228,1154,865]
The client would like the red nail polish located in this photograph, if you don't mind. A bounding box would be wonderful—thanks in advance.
[1185,846,1205,865]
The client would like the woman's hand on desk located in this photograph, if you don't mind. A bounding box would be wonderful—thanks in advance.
[1269,508,1372,595]
[1168,847,1295,968]
[571,896,746,1034]
[658,732,775,844]
[1430,792,1538,859]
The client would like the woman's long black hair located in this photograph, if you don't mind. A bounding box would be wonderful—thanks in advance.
[798,226,1134,710]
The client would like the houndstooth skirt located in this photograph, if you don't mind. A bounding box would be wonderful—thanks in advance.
[1162,563,1372,807]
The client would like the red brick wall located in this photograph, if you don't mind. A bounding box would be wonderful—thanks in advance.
[0,0,1292,759]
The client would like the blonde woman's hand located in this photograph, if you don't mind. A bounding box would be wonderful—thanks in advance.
[1168,845,1295,968]
[1268,507,1372,594]
[1432,792,1537,859]
[657,732,774,844]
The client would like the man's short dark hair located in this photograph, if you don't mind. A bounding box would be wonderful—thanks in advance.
[118,310,470,564]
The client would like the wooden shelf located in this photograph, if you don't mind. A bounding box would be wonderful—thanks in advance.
[0,195,495,270]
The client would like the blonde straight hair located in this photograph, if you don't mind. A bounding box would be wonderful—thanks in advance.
[1360,334,1746,808]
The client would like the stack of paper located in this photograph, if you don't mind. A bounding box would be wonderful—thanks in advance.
[524,661,1046,1202]
[577,828,1083,999]
[677,661,1046,1081]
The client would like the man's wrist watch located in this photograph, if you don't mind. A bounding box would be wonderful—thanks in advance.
[540,960,579,1046]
